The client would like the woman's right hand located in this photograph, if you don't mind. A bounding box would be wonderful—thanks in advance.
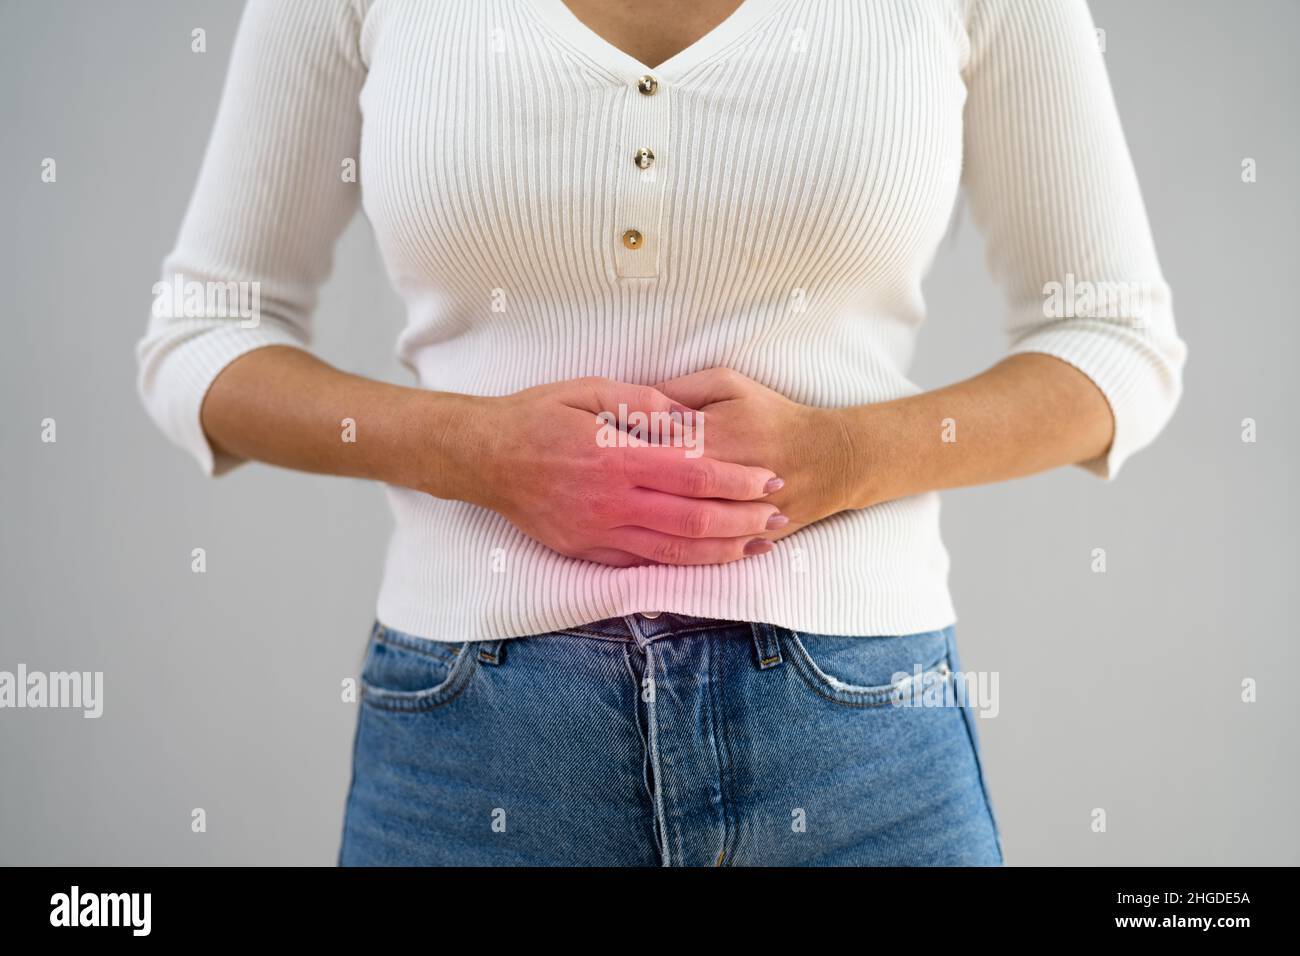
[433,377,787,567]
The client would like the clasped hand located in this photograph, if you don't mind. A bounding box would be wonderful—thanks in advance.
[440,369,862,567]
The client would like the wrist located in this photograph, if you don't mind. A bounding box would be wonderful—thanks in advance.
[830,403,897,511]
[410,391,498,504]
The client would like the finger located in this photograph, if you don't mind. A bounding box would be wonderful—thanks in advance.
[573,547,656,568]
[654,367,745,409]
[570,378,701,444]
[621,447,783,500]
[617,489,786,538]
[609,527,775,566]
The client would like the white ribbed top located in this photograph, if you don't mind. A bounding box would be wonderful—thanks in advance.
[137,0,1186,641]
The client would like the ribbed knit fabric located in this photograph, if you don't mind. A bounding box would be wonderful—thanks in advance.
[137,0,1186,641]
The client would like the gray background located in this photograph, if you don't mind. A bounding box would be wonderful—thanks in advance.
[1,0,1296,865]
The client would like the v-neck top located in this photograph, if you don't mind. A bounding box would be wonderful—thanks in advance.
[137,0,1186,642]
[526,0,785,81]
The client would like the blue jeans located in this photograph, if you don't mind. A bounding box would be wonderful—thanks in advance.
[339,613,1003,866]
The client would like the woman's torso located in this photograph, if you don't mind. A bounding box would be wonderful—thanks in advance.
[356,0,968,640]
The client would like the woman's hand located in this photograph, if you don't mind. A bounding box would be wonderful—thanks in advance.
[656,355,1123,542]
[435,377,788,567]
[199,350,787,567]
[655,368,865,540]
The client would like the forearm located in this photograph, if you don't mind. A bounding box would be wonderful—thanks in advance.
[199,345,479,499]
[843,353,1115,509]
[201,351,785,567]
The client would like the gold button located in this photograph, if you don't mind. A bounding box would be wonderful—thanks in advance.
[637,74,658,95]
[621,229,643,250]
[633,147,655,170]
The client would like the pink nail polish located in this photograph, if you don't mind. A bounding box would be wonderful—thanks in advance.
[744,538,774,556]
[764,477,784,494]
[766,514,789,530]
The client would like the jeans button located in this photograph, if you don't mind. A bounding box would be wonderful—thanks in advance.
[639,611,661,619]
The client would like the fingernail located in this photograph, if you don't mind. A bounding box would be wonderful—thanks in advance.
[766,513,789,530]
[763,477,784,494]
[744,538,774,556]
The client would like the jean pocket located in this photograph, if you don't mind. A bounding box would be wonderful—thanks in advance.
[359,621,474,712]
[783,627,953,708]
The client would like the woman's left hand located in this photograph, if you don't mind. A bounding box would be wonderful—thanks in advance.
[656,368,870,540]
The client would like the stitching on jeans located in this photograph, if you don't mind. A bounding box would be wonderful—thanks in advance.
[552,630,631,642]
[373,624,464,664]
[657,624,748,640]
[624,642,660,862]
[361,642,478,712]
[783,631,951,708]
[706,635,738,867]
[642,644,671,866]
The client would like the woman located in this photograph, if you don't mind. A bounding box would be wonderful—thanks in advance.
[138,0,1186,866]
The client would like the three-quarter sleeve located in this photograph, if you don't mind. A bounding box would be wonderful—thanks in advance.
[136,0,367,476]
[961,0,1187,478]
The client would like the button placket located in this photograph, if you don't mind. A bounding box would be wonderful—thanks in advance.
[614,74,669,278]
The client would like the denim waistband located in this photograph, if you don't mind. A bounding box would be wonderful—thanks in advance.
[550,613,785,670]
[556,613,763,648]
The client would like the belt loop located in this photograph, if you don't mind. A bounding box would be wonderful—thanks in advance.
[751,623,783,670]
[477,639,506,666]
[624,614,652,650]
